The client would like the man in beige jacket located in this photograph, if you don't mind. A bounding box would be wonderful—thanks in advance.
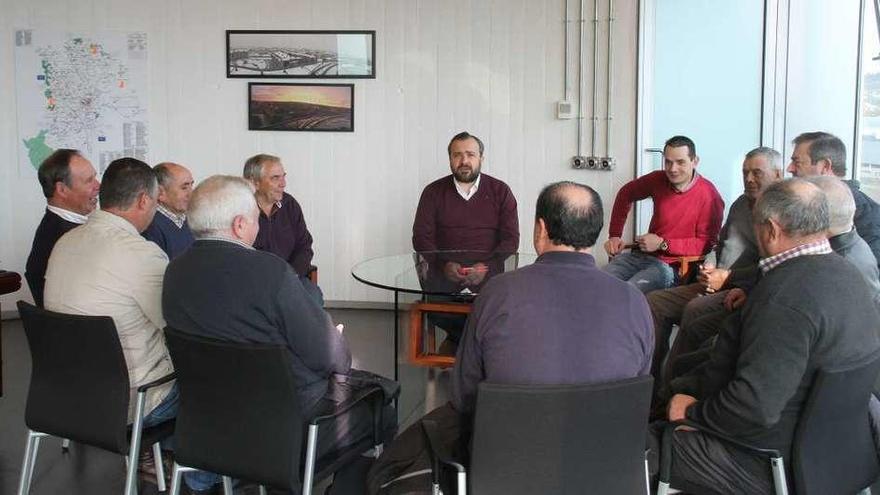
[45,157,174,428]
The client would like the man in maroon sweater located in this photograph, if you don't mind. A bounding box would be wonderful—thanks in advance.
[604,135,724,293]
[412,131,519,346]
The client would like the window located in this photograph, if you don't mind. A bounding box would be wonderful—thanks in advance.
[858,0,880,201]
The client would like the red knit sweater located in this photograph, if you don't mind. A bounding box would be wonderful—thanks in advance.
[608,170,724,263]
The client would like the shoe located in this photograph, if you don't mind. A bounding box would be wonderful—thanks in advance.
[137,450,173,486]
[180,481,223,495]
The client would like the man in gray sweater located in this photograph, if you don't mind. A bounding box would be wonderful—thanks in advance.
[654,179,880,494]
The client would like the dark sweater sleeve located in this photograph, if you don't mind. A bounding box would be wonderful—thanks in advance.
[496,184,519,252]
[687,302,811,436]
[452,293,493,414]
[413,186,438,251]
[275,267,350,375]
[289,199,315,277]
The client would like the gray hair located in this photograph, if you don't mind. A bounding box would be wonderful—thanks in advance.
[153,162,177,188]
[745,146,783,171]
[753,178,830,237]
[242,154,280,182]
[805,176,855,236]
[187,175,258,238]
[792,131,847,177]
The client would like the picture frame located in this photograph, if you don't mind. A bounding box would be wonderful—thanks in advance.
[248,82,355,132]
[227,30,376,79]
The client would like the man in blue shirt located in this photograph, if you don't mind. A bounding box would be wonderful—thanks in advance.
[142,162,195,259]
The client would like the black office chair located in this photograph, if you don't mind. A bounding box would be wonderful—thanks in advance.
[657,350,880,495]
[16,301,176,495]
[423,376,654,495]
[163,327,387,495]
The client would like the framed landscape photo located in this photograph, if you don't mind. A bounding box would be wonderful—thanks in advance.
[227,30,375,78]
[248,83,354,132]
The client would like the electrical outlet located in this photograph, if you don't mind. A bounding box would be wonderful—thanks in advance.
[587,157,599,169]
[572,156,587,169]
[557,101,575,119]
[600,157,616,171]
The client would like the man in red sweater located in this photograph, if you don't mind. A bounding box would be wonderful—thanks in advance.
[604,135,724,293]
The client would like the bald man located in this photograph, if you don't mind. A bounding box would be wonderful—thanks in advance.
[142,162,195,259]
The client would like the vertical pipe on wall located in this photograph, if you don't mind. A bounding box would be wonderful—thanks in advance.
[591,0,600,158]
[564,0,571,101]
[578,0,587,157]
[606,0,615,158]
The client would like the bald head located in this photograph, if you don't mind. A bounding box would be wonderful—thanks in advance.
[534,181,603,251]
[154,162,194,214]
[805,176,855,236]
[753,178,830,238]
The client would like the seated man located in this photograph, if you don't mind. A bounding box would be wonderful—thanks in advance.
[604,135,724,293]
[163,175,397,492]
[788,131,880,267]
[25,149,100,307]
[648,147,782,386]
[142,162,195,259]
[412,131,519,346]
[42,158,208,488]
[653,178,880,494]
[243,153,322,304]
[368,182,653,494]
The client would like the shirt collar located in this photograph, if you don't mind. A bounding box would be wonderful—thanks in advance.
[453,174,481,201]
[758,238,832,273]
[46,205,88,224]
[157,203,186,228]
[197,236,255,250]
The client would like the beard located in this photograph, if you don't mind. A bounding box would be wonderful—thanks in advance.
[453,166,480,183]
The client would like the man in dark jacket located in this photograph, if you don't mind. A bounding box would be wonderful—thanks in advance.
[25,149,100,307]
[788,131,880,268]
[654,179,880,494]
[163,175,396,494]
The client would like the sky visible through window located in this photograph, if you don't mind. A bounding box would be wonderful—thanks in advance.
[859,0,880,201]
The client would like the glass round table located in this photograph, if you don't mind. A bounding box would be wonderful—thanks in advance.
[351,251,536,379]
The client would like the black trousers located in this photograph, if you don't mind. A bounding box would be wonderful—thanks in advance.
[647,422,775,495]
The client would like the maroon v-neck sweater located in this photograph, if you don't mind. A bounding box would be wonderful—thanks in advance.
[412,173,519,253]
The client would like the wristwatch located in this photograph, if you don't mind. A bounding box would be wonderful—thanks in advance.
[659,239,669,251]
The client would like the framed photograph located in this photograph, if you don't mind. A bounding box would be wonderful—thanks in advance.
[248,83,354,132]
[227,30,375,78]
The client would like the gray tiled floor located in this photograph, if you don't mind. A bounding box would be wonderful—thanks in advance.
[0,308,450,494]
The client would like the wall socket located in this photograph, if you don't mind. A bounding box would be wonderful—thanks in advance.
[572,156,615,171]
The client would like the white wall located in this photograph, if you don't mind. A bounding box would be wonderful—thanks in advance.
[0,0,639,306]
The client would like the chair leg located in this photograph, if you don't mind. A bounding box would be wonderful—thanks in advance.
[644,458,650,495]
[302,423,319,495]
[860,489,872,495]
[61,438,70,451]
[259,486,268,495]
[222,476,234,495]
[17,430,45,495]
[169,462,183,495]
[770,456,789,495]
[456,471,466,495]
[153,443,166,492]
[125,391,148,495]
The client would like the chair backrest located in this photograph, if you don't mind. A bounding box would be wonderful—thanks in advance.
[792,351,880,495]
[17,301,131,454]
[469,376,653,495]
[164,327,306,491]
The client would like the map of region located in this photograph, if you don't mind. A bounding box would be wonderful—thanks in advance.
[14,30,148,173]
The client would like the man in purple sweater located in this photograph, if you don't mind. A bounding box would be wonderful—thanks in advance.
[244,153,322,305]
[412,132,519,347]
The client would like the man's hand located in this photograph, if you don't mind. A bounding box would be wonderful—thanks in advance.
[697,267,730,293]
[668,393,698,421]
[637,233,665,253]
[604,237,625,256]
[724,288,747,311]
[443,262,467,283]
[463,262,488,285]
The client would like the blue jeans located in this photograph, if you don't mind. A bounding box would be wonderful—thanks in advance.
[603,251,675,293]
[140,384,219,491]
